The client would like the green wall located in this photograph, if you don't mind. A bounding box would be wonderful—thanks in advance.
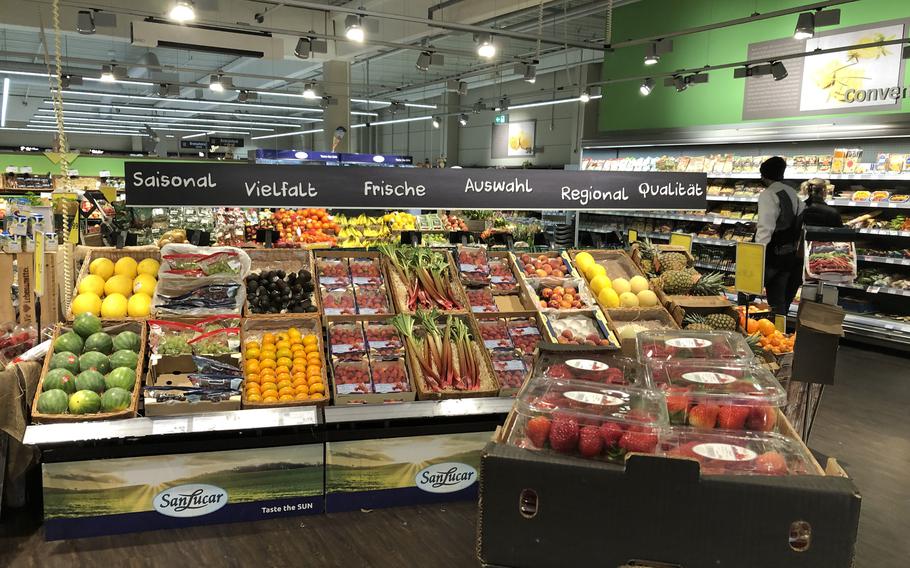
[599,0,910,132]
[0,153,227,177]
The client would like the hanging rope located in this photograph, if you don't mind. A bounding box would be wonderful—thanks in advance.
[50,0,73,308]
[604,0,614,46]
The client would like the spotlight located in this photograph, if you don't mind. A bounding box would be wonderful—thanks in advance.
[238,90,249,102]
[320,96,337,109]
[458,81,468,96]
[644,43,659,65]
[295,38,312,59]
[62,74,83,89]
[168,0,195,23]
[416,51,432,71]
[639,78,655,96]
[100,64,116,83]
[389,101,405,114]
[345,14,365,42]
[458,113,469,126]
[579,90,591,103]
[497,96,510,111]
[794,12,814,40]
[673,75,686,92]
[514,62,537,83]
[77,10,95,34]
[302,83,319,99]
[209,74,225,92]
[771,61,788,81]
[431,117,441,128]
[472,100,485,114]
[475,33,496,58]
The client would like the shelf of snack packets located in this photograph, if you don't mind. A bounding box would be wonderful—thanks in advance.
[478,338,860,568]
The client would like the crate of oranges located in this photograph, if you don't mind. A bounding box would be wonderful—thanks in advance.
[241,316,328,408]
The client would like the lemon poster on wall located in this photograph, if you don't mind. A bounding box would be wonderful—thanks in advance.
[492,119,536,158]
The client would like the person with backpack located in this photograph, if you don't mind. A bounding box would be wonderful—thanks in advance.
[755,156,806,316]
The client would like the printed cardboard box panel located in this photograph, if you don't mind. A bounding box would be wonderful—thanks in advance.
[478,441,860,568]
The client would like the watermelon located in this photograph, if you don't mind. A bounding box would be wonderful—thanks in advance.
[49,352,80,374]
[54,331,84,355]
[105,367,136,391]
[43,368,77,394]
[84,332,114,355]
[75,370,106,394]
[110,350,139,370]
[73,312,102,339]
[100,387,132,412]
[36,389,69,414]
[113,331,141,353]
[79,352,111,374]
[68,390,102,414]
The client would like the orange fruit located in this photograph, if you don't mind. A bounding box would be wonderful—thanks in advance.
[262,333,275,343]
[245,348,261,360]
[262,389,279,399]
[304,344,319,354]
[277,333,289,342]
[276,340,291,350]
[306,353,321,364]
[260,349,276,360]
[275,365,290,375]
[295,392,309,400]
[278,386,295,397]
[276,348,292,360]
[277,379,292,391]
[307,365,322,376]
[246,373,261,384]
[259,368,276,379]
[293,377,308,388]
[277,372,291,383]
[261,380,278,391]
[308,382,325,394]
[288,327,301,338]
[303,335,318,346]
[757,319,775,337]
[245,359,259,372]
[260,359,276,370]
[247,393,261,402]
[745,319,760,334]
[290,337,302,347]
[292,356,307,367]
[245,385,261,395]
[279,394,294,401]
[244,341,260,351]
[309,393,323,400]
[277,356,292,368]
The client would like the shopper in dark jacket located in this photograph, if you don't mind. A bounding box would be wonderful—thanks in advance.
[801,178,843,228]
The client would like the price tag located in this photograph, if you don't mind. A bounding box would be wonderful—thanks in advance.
[713,217,724,225]
[735,242,766,296]
[867,286,880,294]
[5,166,18,173]
[774,315,787,333]
[669,233,693,253]
[99,170,111,177]
[888,203,897,208]
[848,201,857,206]
[33,234,44,297]
[628,229,637,243]
[20,166,32,173]
[66,169,79,177]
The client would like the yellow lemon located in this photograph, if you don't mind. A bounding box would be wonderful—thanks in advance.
[612,278,632,295]
[89,257,115,280]
[574,252,595,272]
[127,292,152,317]
[71,292,102,316]
[100,293,129,319]
[132,273,158,295]
[103,274,133,297]
[598,287,620,309]
[137,258,161,277]
[77,274,106,297]
[589,274,612,295]
[585,263,607,281]
[114,257,139,279]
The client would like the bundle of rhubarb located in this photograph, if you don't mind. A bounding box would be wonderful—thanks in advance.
[391,310,484,392]
[379,244,463,311]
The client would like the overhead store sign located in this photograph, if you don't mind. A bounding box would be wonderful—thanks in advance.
[209,136,244,148]
[181,140,208,150]
[124,162,708,210]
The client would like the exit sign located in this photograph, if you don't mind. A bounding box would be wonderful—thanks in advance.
[494,114,508,124]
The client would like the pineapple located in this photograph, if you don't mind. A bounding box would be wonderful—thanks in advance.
[660,270,695,295]
[683,313,714,331]
[691,271,726,296]
[705,312,737,331]
[745,333,764,356]
[657,252,689,273]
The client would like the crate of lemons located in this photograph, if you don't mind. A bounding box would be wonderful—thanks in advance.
[71,256,160,319]
[572,251,658,310]
[242,326,327,406]
[33,313,143,422]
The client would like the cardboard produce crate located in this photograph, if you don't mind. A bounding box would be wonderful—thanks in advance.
[239,315,328,409]
[478,415,860,568]
[244,247,320,317]
[510,250,579,279]
[402,313,500,400]
[67,246,161,321]
[325,315,417,405]
[32,321,147,423]
[569,248,646,281]
[472,311,546,396]
[144,353,242,416]
[606,306,680,357]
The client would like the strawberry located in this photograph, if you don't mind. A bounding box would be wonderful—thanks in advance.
[525,416,551,448]
[746,406,777,431]
[548,417,580,453]
[578,426,603,458]
[688,404,719,429]
[717,405,750,430]
[599,421,624,446]
[754,451,788,475]
[665,387,690,425]
[618,430,658,454]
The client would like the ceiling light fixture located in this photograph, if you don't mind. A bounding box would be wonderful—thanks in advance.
[77,10,95,34]
[295,38,312,59]
[639,78,655,96]
[523,65,536,83]
[41,101,322,122]
[100,64,116,83]
[209,74,226,92]
[345,14,365,43]
[793,12,815,40]
[416,51,431,71]
[40,109,292,128]
[672,75,687,92]
[458,113,469,126]
[475,33,496,58]
[431,116,441,128]
[168,0,196,23]
[251,128,324,141]
[579,90,591,103]
[771,61,788,80]
[1,78,8,128]
[302,83,319,99]
[644,43,660,66]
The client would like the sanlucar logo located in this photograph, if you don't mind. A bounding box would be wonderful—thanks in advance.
[153,484,228,518]
[415,462,477,494]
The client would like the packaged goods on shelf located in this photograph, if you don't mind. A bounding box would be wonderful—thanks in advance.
[363,321,404,358]
[466,286,498,313]
[805,241,857,283]
[456,245,492,286]
[534,345,639,386]
[321,286,357,315]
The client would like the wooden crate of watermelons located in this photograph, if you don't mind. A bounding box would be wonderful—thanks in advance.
[68,246,162,321]
[243,248,320,317]
[239,315,329,408]
[32,316,146,423]
[396,312,500,400]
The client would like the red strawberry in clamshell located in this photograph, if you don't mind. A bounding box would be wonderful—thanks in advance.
[688,405,719,429]
[745,406,778,432]
[578,426,604,458]
[618,430,658,454]
[716,405,750,430]
[665,386,690,425]
[754,451,788,475]
[548,416,580,453]
[599,421,625,447]
[525,416,551,448]
[545,363,572,380]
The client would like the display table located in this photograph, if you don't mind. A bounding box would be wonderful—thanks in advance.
[26,399,511,540]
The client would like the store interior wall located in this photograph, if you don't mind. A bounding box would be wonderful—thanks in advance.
[598,0,910,133]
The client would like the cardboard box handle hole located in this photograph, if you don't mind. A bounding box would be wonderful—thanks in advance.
[518,489,538,519]
[789,520,812,552]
